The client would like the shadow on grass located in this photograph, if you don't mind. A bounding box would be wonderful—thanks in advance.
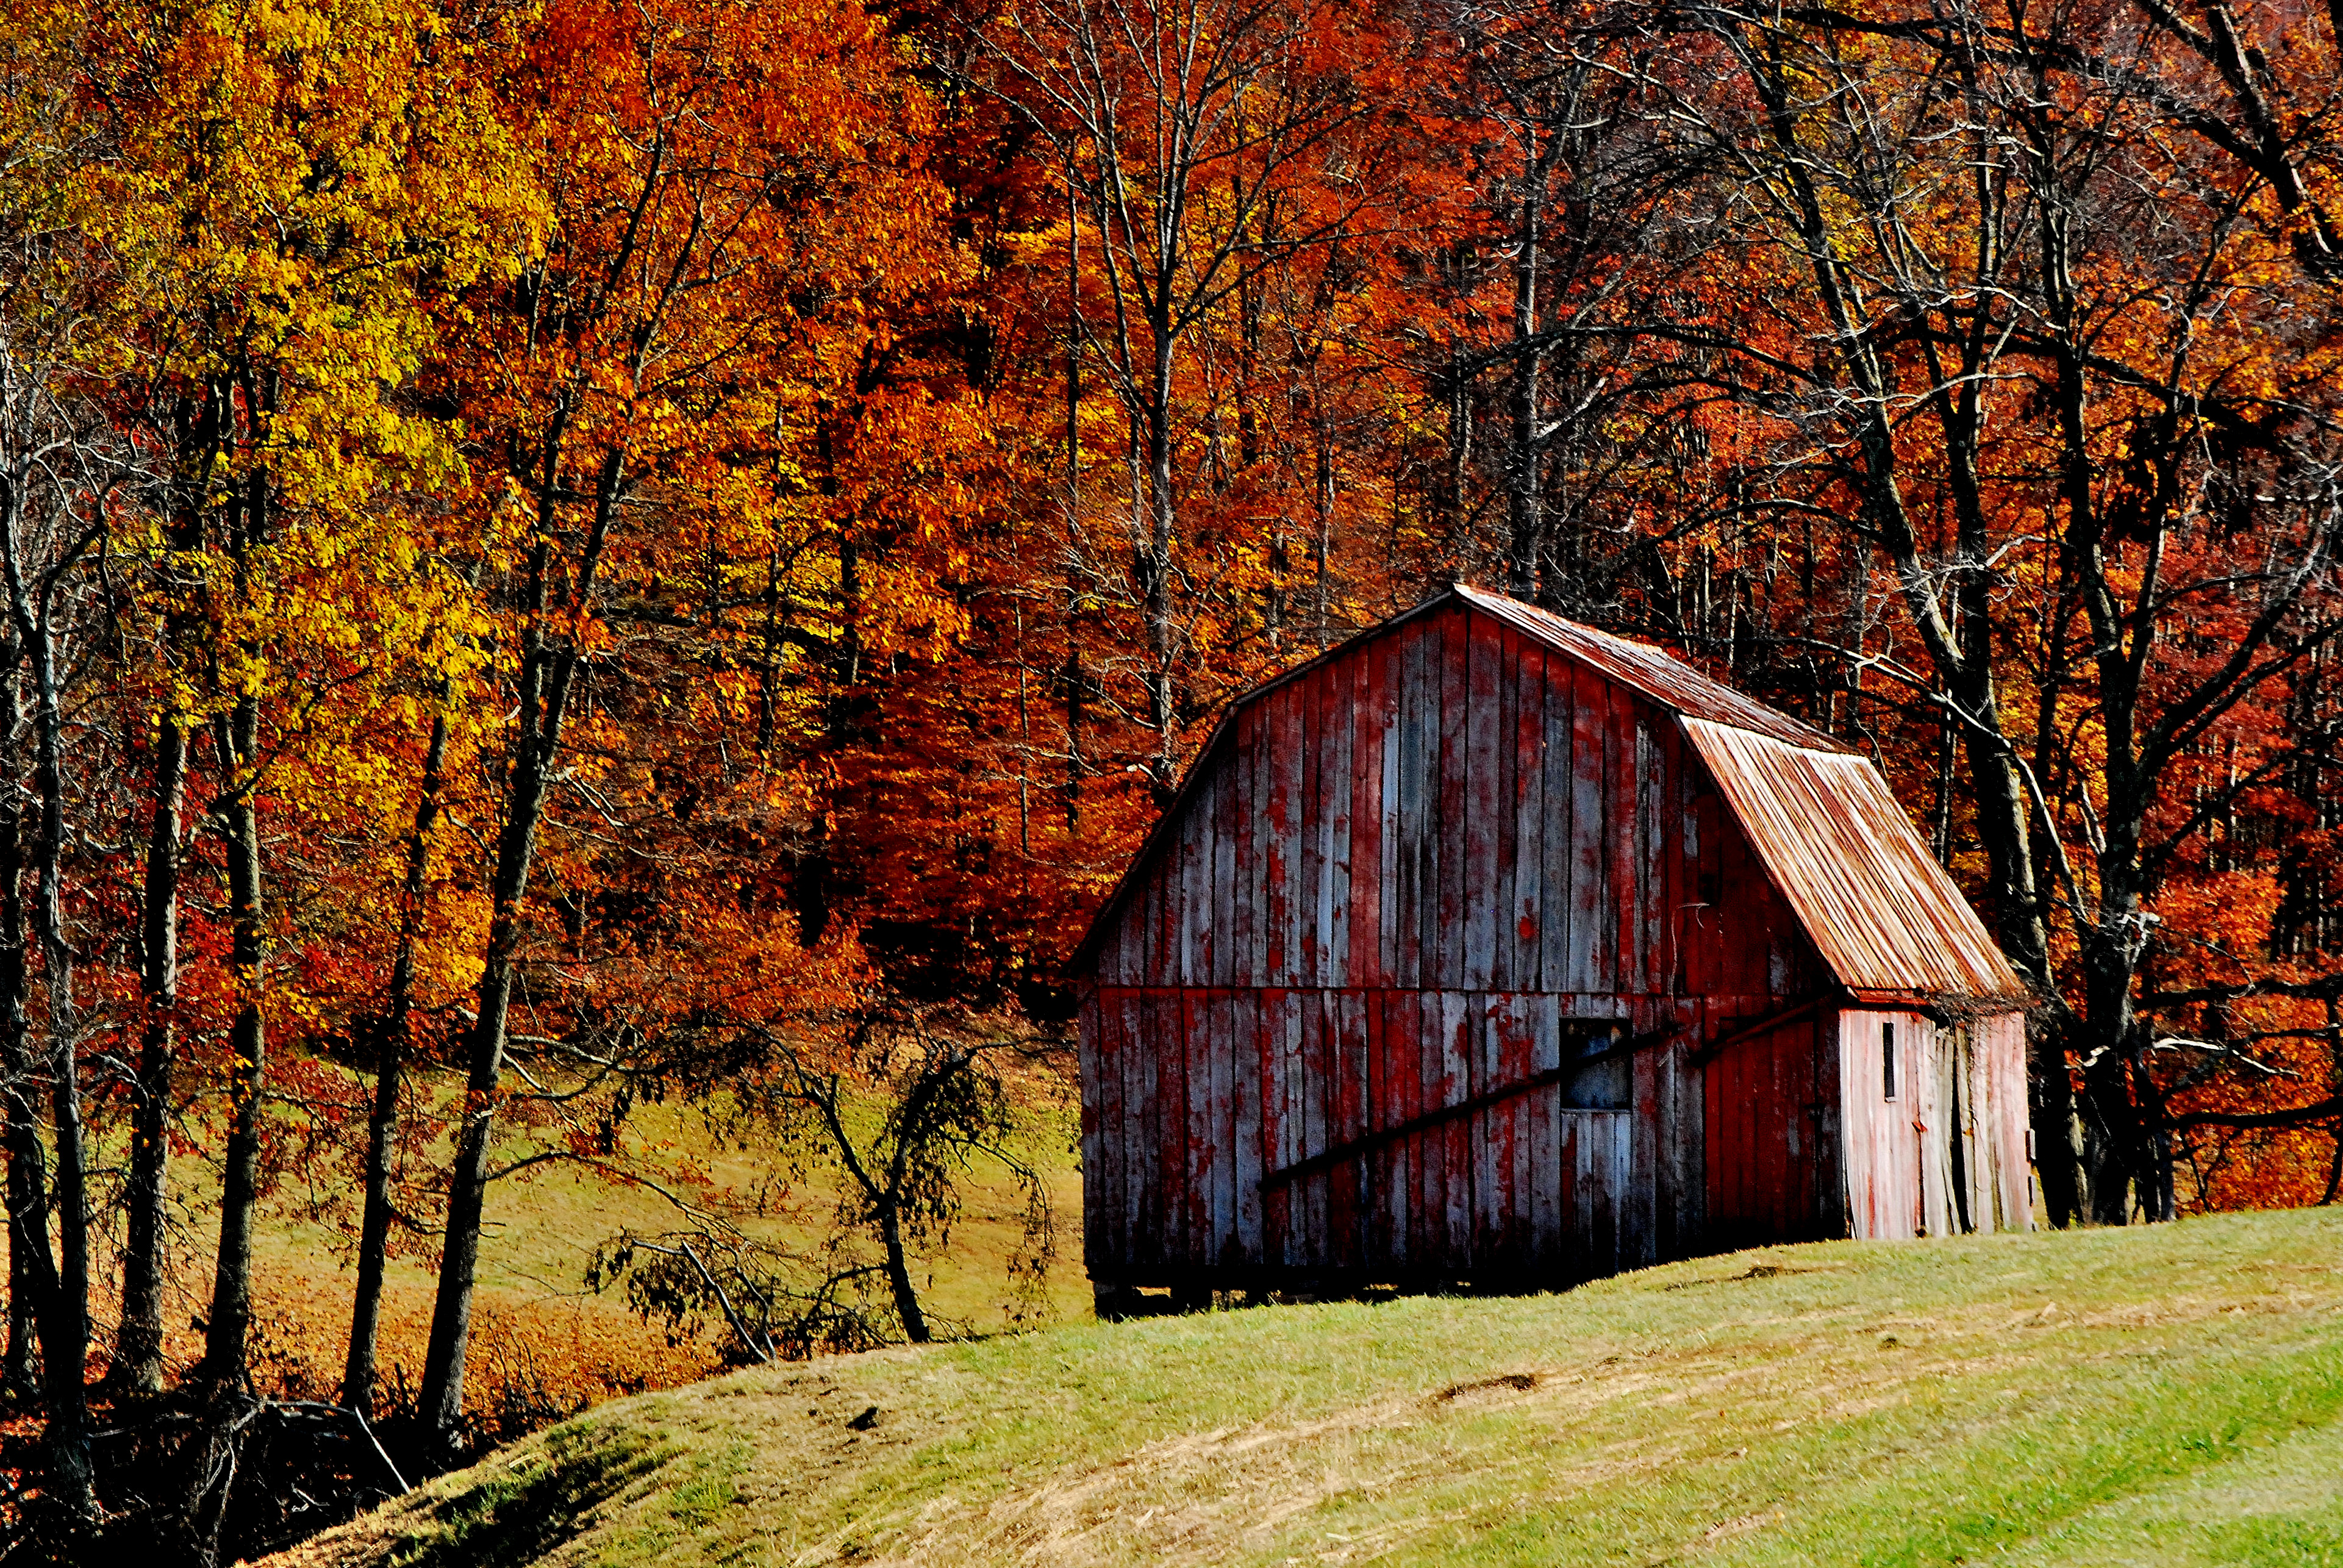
[388,1422,668,1568]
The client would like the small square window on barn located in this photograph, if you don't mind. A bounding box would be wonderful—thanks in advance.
[1562,1025,1632,1111]
[1882,1022,1898,1101]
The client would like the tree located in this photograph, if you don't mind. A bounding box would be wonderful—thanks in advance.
[413,0,953,1449]
[968,0,1404,797]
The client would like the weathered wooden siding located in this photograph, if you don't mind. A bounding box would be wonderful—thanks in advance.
[1976,1012,2034,1230]
[1833,1006,2033,1242]
[1084,985,1712,1282]
[1093,603,1818,1000]
[1838,1006,1930,1240]
[1702,1014,1842,1250]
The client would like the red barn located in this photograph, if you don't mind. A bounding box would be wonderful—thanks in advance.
[1072,584,2034,1312]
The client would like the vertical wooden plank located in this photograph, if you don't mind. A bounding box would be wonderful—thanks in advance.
[1106,992,1132,1275]
[1233,990,1263,1264]
[1440,990,1473,1269]
[1626,1003,1658,1267]
[1296,670,1325,988]
[1836,1008,1868,1239]
[1437,609,1471,991]
[1259,990,1289,1269]
[1558,1111,1583,1283]
[1182,775,1206,988]
[1658,719,1685,997]
[1212,741,1237,989]
[1469,1001,1497,1260]
[1526,993,1561,1273]
[1115,990,1143,1270]
[1464,617,1503,992]
[1348,645,1386,989]
[1998,1012,2033,1230]
[1390,626,1423,989]
[1282,989,1309,1270]
[1571,664,1609,993]
[1814,1005,1845,1241]
[1539,657,1575,996]
[1214,993,1238,1265]
[1232,708,1259,988]
[1688,790,1720,997]
[1131,991,1162,1267]
[1506,996,1535,1261]
[1366,993,1395,1267]
[1329,991,1368,1271]
[1414,990,1443,1270]
[1490,632,1519,993]
[1611,692,1639,992]
[1581,1114,1614,1279]
[1375,632,1403,989]
[1607,1111,1633,1273]
[1325,668,1354,990]
[1179,992,1207,1269]
[1265,689,1297,987]
[1134,851,1157,989]
[1303,990,1332,1270]
[1368,989,1406,1275]
[1512,647,1547,993]
[1638,722,1665,993]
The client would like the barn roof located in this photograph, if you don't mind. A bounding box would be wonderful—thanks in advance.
[1679,718,2028,1005]
[1072,584,2030,1005]
[1450,585,1849,753]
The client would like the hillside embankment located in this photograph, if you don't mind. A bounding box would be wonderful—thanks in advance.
[268,1209,2343,1567]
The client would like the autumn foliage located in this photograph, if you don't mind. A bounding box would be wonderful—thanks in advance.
[0,0,2340,1553]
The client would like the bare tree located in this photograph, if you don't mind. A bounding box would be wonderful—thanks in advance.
[969,0,1393,795]
[1581,0,2343,1220]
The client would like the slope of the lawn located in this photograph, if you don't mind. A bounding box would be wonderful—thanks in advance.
[269,1208,2343,1567]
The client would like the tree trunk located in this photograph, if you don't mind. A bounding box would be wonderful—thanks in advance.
[116,712,187,1395]
[879,1205,929,1344]
[1505,143,1546,597]
[9,585,94,1518]
[201,692,267,1385]
[420,445,617,1450]
[0,718,35,1403]
[1139,330,1179,803]
[343,706,449,1412]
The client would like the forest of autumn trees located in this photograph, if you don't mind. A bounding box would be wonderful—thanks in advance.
[0,0,2341,1552]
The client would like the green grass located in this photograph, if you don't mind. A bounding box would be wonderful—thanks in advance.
[272,1208,2343,1567]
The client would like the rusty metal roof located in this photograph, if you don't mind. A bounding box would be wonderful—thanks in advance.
[1455,585,1850,754]
[1681,718,2031,1005]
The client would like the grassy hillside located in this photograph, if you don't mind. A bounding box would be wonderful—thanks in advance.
[267,1208,2343,1567]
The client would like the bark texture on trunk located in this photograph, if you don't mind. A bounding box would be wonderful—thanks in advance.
[201,693,267,1386]
[420,444,617,1448]
[342,707,449,1412]
[0,721,35,1402]
[117,712,187,1394]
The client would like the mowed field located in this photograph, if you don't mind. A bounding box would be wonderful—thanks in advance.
[127,1093,1089,1414]
[270,1208,2343,1567]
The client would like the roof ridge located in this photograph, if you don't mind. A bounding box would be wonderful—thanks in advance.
[1451,583,1851,754]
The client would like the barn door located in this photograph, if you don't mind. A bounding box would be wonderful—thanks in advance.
[1701,1014,1831,1250]
[1557,1026,1634,1283]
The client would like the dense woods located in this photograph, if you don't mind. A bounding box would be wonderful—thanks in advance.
[0,0,2339,1553]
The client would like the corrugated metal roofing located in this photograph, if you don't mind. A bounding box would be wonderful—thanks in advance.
[1456,585,1849,753]
[1680,718,2031,1004]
